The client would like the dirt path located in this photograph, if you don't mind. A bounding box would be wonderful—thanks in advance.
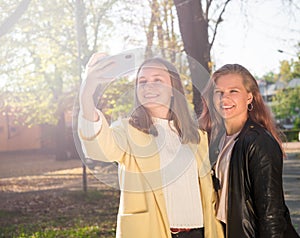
[0,151,119,192]
[0,151,82,179]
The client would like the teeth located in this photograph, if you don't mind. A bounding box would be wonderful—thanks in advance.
[222,105,233,109]
[145,94,158,98]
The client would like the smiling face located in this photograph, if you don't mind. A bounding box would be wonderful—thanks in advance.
[213,73,253,134]
[136,63,173,118]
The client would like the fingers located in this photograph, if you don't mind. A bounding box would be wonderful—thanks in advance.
[97,61,116,77]
[87,53,117,77]
[87,52,107,67]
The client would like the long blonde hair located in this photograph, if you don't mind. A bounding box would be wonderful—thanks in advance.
[200,64,284,154]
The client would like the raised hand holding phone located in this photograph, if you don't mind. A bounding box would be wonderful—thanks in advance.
[80,51,135,121]
[80,52,112,121]
[83,53,115,88]
[85,52,135,85]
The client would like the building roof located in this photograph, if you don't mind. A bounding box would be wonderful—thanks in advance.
[287,78,300,88]
[267,81,286,95]
[258,78,300,96]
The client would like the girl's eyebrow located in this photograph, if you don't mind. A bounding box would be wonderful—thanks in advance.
[138,73,163,79]
[214,85,242,90]
[152,73,163,77]
[213,86,222,91]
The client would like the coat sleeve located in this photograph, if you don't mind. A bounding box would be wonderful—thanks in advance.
[78,111,128,163]
[247,132,288,237]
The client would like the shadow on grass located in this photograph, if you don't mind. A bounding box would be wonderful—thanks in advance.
[0,189,119,238]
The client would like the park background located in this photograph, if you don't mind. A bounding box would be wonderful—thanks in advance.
[0,0,299,237]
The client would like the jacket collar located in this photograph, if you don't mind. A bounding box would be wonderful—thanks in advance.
[234,117,256,141]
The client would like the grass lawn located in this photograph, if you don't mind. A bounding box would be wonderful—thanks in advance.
[0,189,119,238]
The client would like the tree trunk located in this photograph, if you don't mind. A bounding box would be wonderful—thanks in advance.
[75,0,88,192]
[145,0,159,58]
[173,0,211,117]
[55,111,67,160]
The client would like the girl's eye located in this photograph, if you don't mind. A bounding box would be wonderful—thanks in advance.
[138,80,147,85]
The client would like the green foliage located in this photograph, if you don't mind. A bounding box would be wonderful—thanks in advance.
[291,42,300,78]
[0,0,193,128]
[271,87,300,120]
[0,0,78,126]
[282,129,299,142]
[264,44,300,84]
[0,0,119,126]
[294,117,300,130]
[98,78,135,122]
[278,44,300,82]
[269,43,300,130]
[279,60,293,82]
[261,71,279,83]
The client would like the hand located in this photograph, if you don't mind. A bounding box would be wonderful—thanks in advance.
[83,52,116,89]
[79,52,114,121]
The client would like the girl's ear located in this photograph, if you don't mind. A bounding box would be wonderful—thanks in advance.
[247,93,253,104]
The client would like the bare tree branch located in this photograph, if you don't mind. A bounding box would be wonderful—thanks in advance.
[0,0,32,38]
[283,0,300,10]
[209,0,232,49]
[206,0,213,19]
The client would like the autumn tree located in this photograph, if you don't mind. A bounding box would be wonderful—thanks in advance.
[173,0,300,116]
[271,44,300,127]
[290,42,300,79]
[0,0,118,159]
[173,0,232,116]
[269,43,300,83]
[272,86,300,123]
[279,60,293,82]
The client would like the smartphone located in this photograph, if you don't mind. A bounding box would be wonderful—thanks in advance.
[96,52,136,79]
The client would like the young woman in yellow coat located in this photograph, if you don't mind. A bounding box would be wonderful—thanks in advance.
[78,54,223,238]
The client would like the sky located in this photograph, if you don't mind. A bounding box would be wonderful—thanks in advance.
[212,0,300,77]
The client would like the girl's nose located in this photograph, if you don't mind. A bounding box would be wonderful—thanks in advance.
[143,81,160,90]
[220,92,230,100]
[144,82,154,89]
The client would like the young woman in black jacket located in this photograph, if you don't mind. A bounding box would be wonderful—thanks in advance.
[200,64,299,238]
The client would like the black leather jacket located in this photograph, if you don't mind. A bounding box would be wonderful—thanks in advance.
[219,118,299,238]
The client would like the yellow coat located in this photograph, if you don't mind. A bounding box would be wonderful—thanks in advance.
[79,113,224,238]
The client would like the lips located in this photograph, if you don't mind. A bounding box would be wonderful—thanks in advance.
[144,93,159,99]
[222,105,234,109]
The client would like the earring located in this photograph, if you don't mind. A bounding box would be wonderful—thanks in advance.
[247,103,253,111]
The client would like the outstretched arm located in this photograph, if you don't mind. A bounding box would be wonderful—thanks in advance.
[78,53,126,162]
[79,52,114,122]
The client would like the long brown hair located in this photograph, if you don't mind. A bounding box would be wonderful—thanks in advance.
[129,57,200,144]
[200,64,284,153]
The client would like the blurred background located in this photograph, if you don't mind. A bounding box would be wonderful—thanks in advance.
[0,0,299,158]
[0,1,299,237]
